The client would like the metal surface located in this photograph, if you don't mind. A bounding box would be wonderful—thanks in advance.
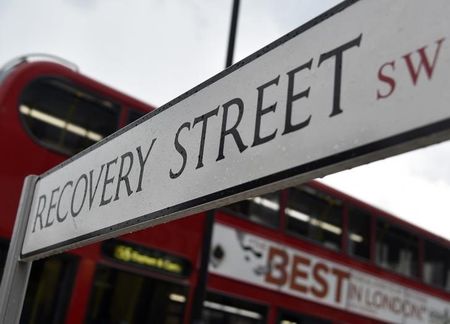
[189,210,215,324]
[0,176,38,324]
[225,0,240,68]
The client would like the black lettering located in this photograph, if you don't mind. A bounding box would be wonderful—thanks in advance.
[114,152,134,201]
[45,187,60,228]
[88,164,105,209]
[318,33,362,117]
[71,174,88,217]
[136,139,157,192]
[252,75,280,146]
[170,123,190,179]
[100,158,117,206]
[193,107,219,169]
[32,194,47,233]
[57,181,73,222]
[282,59,313,135]
[217,98,248,161]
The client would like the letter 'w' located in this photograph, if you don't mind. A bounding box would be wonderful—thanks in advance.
[403,38,445,85]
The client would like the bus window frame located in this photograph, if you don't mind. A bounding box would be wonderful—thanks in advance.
[126,108,148,125]
[276,307,332,324]
[283,185,345,253]
[20,253,80,324]
[308,182,450,293]
[216,181,450,301]
[17,75,123,157]
[218,190,282,231]
[422,238,450,292]
[345,204,373,262]
[85,260,190,324]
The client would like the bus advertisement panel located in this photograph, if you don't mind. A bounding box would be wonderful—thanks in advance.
[209,223,450,324]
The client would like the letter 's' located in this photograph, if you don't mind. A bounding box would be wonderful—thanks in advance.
[170,123,190,179]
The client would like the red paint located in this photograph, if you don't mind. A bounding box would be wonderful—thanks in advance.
[376,61,396,99]
[376,37,445,99]
[403,38,445,85]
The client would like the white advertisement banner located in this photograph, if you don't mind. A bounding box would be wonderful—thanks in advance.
[22,0,450,259]
[209,223,450,324]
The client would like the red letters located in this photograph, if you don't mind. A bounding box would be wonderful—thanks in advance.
[265,246,349,304]
[290,255,310,293]
[403,38,445,85]
[331,268,350,303]
[376,61,396,99]
[265,246,288,285]
[311,262,329,298]
[376,37,445,99]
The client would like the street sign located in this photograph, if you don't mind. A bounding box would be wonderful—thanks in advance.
[22,0,450,260]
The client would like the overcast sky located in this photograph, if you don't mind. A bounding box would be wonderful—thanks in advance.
[1,0,449,240]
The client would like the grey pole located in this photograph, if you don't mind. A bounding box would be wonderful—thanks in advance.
[0,175,38,324]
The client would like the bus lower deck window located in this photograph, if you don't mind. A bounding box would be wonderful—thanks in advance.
[278,309,331,324]
[202,292,267,324]
[20,255,78,324]
[85,265,187,324]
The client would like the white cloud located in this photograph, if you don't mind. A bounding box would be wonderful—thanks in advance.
[235,0,342,62]
[321,141,450,239]
[0,0,230,106]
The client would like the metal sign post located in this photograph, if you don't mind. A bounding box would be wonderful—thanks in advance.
[0,176,38,324]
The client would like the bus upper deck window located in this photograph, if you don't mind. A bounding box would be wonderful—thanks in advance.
[424,240,450,290]
[19,78,120,156]
[348,206,371,260]
[225,192,280,228]
[127,109,146,124]
[285,185,343,250]
[376,220,419,278]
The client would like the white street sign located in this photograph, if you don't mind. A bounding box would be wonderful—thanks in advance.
[22,0,450,260]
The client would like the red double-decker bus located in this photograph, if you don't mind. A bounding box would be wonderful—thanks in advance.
[0,57,449,324]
